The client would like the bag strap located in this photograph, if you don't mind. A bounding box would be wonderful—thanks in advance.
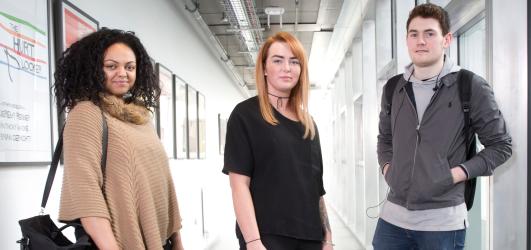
[100,110,109,181]
[385,74,403,116]
[457,69,474,156]
[40,109,108,211]
[457,69,478,211]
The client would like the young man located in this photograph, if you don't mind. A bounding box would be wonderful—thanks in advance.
[374,3,512,249]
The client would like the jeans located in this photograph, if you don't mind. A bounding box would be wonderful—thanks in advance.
[372,218,466,250]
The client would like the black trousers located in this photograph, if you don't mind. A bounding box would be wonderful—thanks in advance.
[238,234,321,250]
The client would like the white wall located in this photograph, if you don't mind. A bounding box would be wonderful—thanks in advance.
[490,0,527,249]
[395,0,415,72]
[361,19,380,248]
[0,0,245,249]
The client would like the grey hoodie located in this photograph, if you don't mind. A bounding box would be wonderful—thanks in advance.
[404,58,461,122]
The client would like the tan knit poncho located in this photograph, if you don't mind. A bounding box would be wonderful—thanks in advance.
[59,98,181,249]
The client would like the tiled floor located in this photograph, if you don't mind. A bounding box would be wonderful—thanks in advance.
[206,207,364,250]
[327,208,364,250]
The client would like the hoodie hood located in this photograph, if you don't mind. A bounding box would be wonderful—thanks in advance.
[403,55,461,87]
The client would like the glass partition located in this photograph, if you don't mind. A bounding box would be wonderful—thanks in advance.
[458,18,488,250]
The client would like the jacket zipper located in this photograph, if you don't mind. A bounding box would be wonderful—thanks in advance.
[403,85,443,209]
[403,88,419,209]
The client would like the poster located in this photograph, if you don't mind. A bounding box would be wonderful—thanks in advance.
[0,0,52,164]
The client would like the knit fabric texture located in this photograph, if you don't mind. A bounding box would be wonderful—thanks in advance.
[58,100,181,249]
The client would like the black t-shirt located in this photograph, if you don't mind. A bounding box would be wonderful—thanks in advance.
[222,96,325,241]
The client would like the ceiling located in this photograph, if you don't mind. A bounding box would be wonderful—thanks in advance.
[190,0,344,91]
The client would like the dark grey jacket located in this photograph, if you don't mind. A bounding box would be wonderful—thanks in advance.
[377,71,512,210]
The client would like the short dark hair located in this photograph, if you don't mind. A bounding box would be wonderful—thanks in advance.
[54,27,159,114]
[407,3,451,35]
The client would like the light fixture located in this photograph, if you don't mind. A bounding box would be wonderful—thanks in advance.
[265,7,285,15]
[228,0,249,27]
[221,12,228,23]
[225,0,262,62]
[264,7,285,29]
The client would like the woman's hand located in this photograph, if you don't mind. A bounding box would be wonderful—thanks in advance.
[229,173,264,250]
[172,232,184,250]
[172,241,184,250]
[246,239,267,250]
[322,242,334,250]
[80,217,119,250]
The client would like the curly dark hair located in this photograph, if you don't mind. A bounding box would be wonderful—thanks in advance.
[54,27,160,114]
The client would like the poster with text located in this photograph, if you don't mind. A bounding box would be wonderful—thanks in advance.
[0,0,52,165]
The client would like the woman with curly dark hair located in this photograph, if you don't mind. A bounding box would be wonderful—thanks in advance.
[54,28,183,250]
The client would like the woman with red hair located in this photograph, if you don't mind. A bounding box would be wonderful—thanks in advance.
[223,32,334,250]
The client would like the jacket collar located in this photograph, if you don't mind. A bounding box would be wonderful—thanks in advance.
[400,55,461,90]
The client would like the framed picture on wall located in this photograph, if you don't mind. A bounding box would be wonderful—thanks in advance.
[174,75,188,159]
[54,0,99,52]
[149,57,159,134]
[53,0,99,148]
[218,114,228,155]
[156,63,175,158]
[0,0,53,165]
[187,85,198,159]
[197,92,206,159]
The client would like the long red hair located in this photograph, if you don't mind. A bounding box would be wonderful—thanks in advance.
[255,32,315,139]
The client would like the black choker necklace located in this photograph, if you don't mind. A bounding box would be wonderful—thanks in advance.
[268,92,289,109]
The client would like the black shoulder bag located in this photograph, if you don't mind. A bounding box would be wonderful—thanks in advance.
[457,69,477,210]
[17,110,108,249]
[384,70,478,210]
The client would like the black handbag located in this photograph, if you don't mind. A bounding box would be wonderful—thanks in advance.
[17,111,108,249]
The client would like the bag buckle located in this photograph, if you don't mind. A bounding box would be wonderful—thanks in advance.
[16,237,29,249]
